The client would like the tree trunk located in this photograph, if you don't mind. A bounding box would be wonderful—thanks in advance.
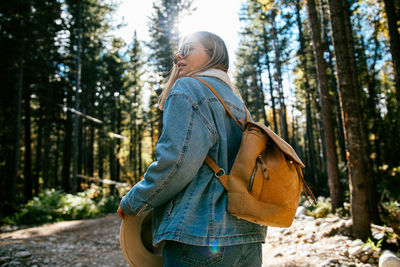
[88,126,94,178]
[327,0,371,240]
[344,0,380,226]
[42,88,52,189]
[98,129,104,179]
[305,91,318,185]
[307,0,343,211]
[34,120,43,195]
[10,35,25,205]
[256,55,268,125]
[383,0,400,104]
[77,117,83,191]
[271,10,289,140]
[356,20,382,224]
[24,88,33,201]
[116,106,122,182]
[62,96,72,193]
[138,122,144,183]
[72,6,82,194]
[265,51,279,133]
[54,126,61,188]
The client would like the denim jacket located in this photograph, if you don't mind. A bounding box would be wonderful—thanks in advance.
[120,76,267,247]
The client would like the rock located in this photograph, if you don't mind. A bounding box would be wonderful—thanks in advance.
[325,217,340,223]
[348,246,363,257]
[368,258,377,264]
[274,252,283,257]
[363,245,374,255]
[315,218,323,226]
[296,206,307,217]
[0,225,19,233]
[7,261,22,267]
[344,219,352,228]
[379,250,400,267]
[0,257,11,264]
[320,222,331,229]
[361,255,369,263]
[14,251,31,258]
[320,258,340,266]
[373,232,386,241]
[352,239,364,247]
[303,215,314,221]
[286,248,297,255]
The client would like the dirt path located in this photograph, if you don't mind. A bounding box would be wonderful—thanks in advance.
[0,214,128,267]
[0,213,383,266]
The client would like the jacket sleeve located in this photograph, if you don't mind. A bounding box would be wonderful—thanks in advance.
[120,82,216,216]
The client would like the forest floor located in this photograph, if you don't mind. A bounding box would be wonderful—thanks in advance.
[0,210,393,267]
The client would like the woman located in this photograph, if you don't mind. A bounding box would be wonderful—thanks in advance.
[117,31,267,266]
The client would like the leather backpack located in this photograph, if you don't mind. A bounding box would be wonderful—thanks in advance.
[194,77,317,227]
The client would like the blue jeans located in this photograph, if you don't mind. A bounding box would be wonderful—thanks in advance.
[162,241,262,267]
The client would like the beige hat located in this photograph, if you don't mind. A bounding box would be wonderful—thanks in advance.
[120,210,164,267]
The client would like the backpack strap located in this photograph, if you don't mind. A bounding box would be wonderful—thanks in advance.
[192,76,249,190]
[204,156,229,190]
[193,77,248,130]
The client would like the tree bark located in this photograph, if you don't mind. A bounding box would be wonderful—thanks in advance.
[54,126,61,188]
[264,51,279,133]
[10,31,25,205]
[42,88,52,189]
[34,120,43,195]
[344,0,380,225]
[72,5,82,194]
[307,0,343,211]
[271,10,289,140]
[62,96,72,193]
[383,0,400,104]
[88,126,95,178]
[24,88,33,201]
[327,0,371,239]
[305,91,318,185]
[256,54,269,125]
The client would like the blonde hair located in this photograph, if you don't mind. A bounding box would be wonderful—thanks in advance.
[158,31,230,110]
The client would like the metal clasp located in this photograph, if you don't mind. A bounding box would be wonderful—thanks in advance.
[214,169,225,178]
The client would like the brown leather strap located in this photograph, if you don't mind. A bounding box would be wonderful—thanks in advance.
[193,77,245,131]
[193,76,248,190]
[295,164,317,205]
[243,103,250,122]
[205,155,229,190]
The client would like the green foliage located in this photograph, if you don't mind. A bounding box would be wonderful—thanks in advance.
[364,238,383,251]
[14,189,65,225]
[7,184,122,226]
[306,197,332,218]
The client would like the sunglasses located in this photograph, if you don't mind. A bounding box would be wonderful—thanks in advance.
[173,44,211,64]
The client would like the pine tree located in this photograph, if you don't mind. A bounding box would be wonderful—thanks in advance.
[306,0,343,211]
[327,0,372,240]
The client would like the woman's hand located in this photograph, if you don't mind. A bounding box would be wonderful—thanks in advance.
[117,205,126,219]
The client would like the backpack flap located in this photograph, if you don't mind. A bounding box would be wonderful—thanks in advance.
[245,121,305,168]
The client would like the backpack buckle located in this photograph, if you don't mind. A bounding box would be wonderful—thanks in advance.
[215,169,225,178]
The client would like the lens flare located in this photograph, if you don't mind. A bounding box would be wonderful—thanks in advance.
[209,241,220,254]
